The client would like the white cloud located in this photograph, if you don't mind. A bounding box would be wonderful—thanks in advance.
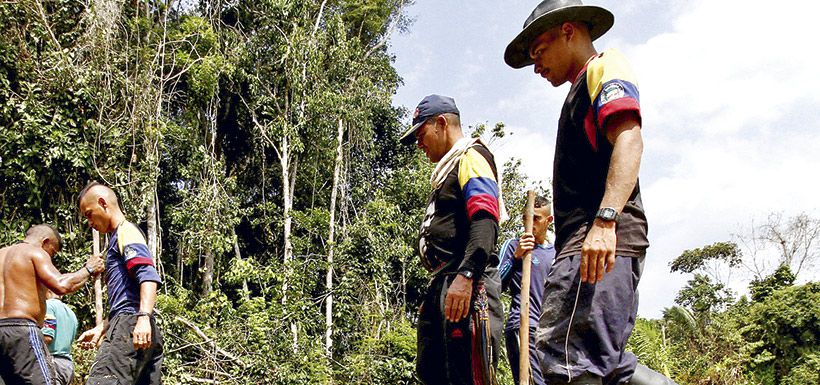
[626,0,820,317]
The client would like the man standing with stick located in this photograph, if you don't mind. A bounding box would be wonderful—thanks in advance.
[401,94,505,385]
[498,193,554,385]
[77,182,164,385]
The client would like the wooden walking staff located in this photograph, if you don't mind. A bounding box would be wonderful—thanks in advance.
[519,190,536,385]
[92,229,104,326]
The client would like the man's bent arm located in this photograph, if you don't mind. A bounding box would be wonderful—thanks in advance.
[32,251,94,295]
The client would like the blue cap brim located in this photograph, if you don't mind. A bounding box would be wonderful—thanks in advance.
[400,121,425,145]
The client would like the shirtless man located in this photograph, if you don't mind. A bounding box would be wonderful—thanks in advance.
[0,224,104,385]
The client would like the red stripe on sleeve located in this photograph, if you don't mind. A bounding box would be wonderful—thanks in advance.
[466,194,500,220]
[126,257,155,271]
[597,98,641,131]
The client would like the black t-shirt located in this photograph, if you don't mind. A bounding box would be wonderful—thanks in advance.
[553,49,649,258]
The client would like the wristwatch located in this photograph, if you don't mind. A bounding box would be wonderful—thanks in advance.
[84,265,95,276]
[135,311,151,318]
[596,207,619,222]
[457,270,474,280]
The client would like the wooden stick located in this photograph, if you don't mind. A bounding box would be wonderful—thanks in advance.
[519,190,536,385]
[92,229,103,326]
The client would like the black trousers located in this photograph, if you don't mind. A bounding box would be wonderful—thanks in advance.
[0,318,57,385]
[416,267,503,385]
[86,314,163,385]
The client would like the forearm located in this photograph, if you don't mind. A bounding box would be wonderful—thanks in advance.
[459,212,499,277]
[52,268,93,295]
[139,281,158,314]
[601,129,643,212]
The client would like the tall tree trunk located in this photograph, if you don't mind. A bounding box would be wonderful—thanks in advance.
[146,189,162,280]
[325,118,344,359]
[280,132,299,352]
[234,233,249,298]
[177,245,183,286]
[281,132,292,296]
[201,246,214,297]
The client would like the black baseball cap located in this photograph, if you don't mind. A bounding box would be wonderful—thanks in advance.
[400,94,460,145]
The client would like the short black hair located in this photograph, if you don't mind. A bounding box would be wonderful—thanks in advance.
[78,180,103,206]
[533,195,550,209]
[26,224,63,251]
[529,195,552,216]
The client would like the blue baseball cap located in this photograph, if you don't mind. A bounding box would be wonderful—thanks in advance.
[400,94,460,145]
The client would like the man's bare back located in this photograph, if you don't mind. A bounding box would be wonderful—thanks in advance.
[0,227,103,326]
[0,243,52,325]
[0,225,103,384]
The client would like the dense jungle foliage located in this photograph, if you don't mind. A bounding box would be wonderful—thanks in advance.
[1,0,817,384]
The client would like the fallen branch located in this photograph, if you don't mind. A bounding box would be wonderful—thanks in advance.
[181,375,219,384]
[174,316,247,368]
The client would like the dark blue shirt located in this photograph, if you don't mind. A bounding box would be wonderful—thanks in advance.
[497,238,555,331]
[105,221,162,318]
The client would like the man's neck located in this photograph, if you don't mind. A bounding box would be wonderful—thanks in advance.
[110,213,127,231]
[569,46,599,84]
[445,130,465,149]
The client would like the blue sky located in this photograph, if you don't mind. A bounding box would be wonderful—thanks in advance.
[389,0,820,318]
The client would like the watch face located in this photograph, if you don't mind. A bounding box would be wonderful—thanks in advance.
[598,207,617,221]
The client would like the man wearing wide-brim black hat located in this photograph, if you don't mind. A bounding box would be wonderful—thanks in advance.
[505,1,676,385]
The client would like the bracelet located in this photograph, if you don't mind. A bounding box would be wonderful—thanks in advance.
[84,265,94,276]
[135,311,151,318]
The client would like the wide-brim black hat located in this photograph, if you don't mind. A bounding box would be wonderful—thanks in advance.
[505,0,614,69]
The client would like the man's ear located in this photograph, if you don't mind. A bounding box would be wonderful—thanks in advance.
[547,215,554,224]
[560,22,575,41]
[41,237,57,254]
[435,115,447,131]
[98,196,108,210]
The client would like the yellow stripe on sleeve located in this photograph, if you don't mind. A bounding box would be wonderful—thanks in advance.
[458,148,496,188]
[587,48,639,102]
[117,222,148,254]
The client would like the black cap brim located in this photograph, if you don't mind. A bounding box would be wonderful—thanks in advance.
[504,5,613,69]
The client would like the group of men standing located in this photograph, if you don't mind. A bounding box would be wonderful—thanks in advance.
[3,1,681,384]
[404,1,678,384]
[0,183,163,385]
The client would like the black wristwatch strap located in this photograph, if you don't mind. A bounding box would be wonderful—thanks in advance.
[135,311,151,318]
[84,265,94,276]
[595,207,619,222]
